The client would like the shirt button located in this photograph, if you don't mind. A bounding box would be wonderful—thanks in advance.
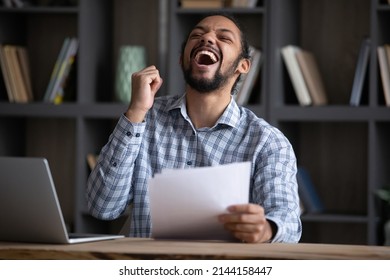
[112,162,117,167]
[187,161,192,166]
[126,131,131,136]
[135,133,140,137]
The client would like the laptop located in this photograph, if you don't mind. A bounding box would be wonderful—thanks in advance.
[0,156,124,244]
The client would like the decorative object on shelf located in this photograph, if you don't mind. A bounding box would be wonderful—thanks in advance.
[376,185,390,246]
[115,45,146,104]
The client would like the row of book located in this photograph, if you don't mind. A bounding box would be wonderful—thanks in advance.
[0,44,33,103]
[281,45,328,106]
[235,46,262,106]
[180,0,258,9]
[0,37,78,104]
[282,39,390,107]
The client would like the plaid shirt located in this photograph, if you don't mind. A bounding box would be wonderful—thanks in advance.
[87,94,302,243]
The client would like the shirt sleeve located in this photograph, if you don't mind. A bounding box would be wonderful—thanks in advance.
[252,128,302,243]
[86,114,146,220]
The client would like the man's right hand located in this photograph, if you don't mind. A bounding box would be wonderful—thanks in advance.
[125,65,163,123]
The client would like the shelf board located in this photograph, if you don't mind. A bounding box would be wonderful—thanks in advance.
[243,104,265,117]
[176,7,265,15]
[271,106,384,122]
[0,102,127,118]
[0,6,78,14]
[301,213,369,224]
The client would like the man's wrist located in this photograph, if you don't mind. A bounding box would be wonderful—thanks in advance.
[125,108,147,123]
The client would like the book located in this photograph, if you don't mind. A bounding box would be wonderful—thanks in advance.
[51,37,78,104]
[281,45,312,106]
[227,0,258,7]
[3,45,29,103]
[235,46,262,105]
[349,38,371,106]
[296,166,325,214]
[44,37,78,103]
[296,49,328,106]
[0,45,14,102]
[44,37,70,102]
[16,46,33,102]
[86,153,98,170]
[181,0,224,8]
[377,45,390,107]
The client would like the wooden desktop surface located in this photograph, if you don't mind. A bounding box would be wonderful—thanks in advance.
[1,238,390,259]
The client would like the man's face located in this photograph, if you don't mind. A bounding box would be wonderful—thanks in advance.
[181,15,245,93]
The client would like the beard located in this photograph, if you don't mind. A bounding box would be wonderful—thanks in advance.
[181,56,241,93]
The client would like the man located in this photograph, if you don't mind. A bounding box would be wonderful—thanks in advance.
[87,14,302,243]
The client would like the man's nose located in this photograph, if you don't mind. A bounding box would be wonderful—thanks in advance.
[200,32,216,44]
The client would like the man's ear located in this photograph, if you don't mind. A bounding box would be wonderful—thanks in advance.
[236,58,251,74]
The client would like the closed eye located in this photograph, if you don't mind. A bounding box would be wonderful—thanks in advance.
[189,32,203,39]
[218,36,233,43]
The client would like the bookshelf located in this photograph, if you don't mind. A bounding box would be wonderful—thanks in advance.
[0,0,148,235]
[1,0,390,245]
[166,0,390,245]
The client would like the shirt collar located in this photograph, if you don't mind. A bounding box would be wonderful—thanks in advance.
[166,93,241,129]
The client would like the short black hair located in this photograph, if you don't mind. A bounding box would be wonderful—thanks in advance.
[180,13,250,60]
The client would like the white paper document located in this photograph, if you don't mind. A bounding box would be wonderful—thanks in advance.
[149,161,251,241]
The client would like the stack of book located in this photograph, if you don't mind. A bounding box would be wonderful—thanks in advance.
[281,45,328,106]
[0,44,33,103]
[377,44,390,107]
[43,37,78,104]
[226,0,258,7]
[180,0,258,8]
[180,0,225,8]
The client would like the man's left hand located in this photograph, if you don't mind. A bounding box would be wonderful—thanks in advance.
[218,203,275,243]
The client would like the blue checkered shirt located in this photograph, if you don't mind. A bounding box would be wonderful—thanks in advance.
[86,93,302,243]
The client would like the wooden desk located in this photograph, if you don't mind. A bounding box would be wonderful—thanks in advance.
[1,238,390,260]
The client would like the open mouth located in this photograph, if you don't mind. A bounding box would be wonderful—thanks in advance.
[194,50,219,66]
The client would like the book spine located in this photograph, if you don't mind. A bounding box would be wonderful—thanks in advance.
[377,46,390,106]
[44,37,70,102]
[349,38,370,106]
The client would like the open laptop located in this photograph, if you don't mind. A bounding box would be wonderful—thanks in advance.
[0,156,124,244]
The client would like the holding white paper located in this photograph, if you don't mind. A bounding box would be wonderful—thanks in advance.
[149,161,251,240]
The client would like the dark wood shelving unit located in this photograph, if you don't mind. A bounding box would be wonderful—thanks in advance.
[1,0,390,245]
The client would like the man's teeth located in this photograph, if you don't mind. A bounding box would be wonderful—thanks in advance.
[195,50,217,63]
